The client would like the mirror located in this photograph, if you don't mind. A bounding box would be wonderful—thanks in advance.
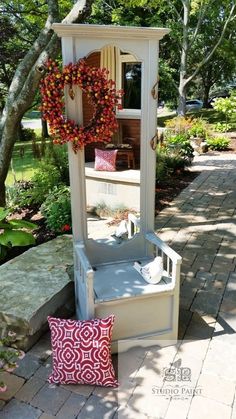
[83,47,141,244]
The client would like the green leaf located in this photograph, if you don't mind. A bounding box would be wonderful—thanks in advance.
[0,245,8,261]
[8,219,37,230]
[0,230,36,247]
[0,208,11,222]
[0,222,13,230]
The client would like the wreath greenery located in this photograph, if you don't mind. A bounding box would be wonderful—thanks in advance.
[40,59,123,152]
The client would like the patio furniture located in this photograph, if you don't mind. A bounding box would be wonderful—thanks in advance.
[105,144,136,169]
[53,23,182,352]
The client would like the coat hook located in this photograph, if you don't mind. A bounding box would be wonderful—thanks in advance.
[69,86,75,100]
[150,133,158,150]
[151,78,159,100]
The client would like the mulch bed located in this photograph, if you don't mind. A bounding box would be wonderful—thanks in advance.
[155,170,199,214]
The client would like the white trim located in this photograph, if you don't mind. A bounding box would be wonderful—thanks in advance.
[53,24,170,40]
[117,53,142,115]
[120,53,137,63]
[116,109,141,119]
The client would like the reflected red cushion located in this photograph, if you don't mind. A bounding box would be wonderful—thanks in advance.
[94,148,117,171]
[48,315,118,387]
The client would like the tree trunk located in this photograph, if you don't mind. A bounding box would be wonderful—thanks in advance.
[17,122,25,141]
[178,81,187,116]
[203,84,211,108]
[0,0,93,207]
[177,2,235,115]
[0,115,21,206]
[177,0,190,116]
[41,118,49,138]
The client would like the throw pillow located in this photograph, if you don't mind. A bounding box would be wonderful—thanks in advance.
[94,148,117,171]
[47,315,118,387]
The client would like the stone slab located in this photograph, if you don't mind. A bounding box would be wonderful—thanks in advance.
[55,393,86,418]
[0,235,74,350]
[14,353,41,379]
[165,399,191,419]
[188,396,231,419]
[0,398,42,419]
[28,334,52,361]
[218,311,236,332]
[197,372,235,406]
[115,405,151,419]
[77,395,118,419]
[0,400,5,410]
[33,360,53,382]
[190,290,222,316]
[61,383,94,398]
[185,312,215,339]
[31,383,71,415]
[178,338,210,361]
[15,376,45,403]
[0,372,25,401]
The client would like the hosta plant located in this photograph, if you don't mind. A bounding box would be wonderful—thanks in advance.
[0,207,36,261]
[206,136,230,151]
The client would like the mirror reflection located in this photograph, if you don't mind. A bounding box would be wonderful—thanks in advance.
[83,47,141,244]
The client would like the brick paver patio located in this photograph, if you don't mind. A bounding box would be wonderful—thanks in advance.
[1,152,236,419]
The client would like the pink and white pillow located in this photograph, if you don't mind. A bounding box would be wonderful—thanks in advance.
[94,148,117,171]
[47,315,118,387]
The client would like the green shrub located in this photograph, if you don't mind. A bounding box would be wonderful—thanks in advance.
[165,116,193,133]
[41,186,72,233]
[164,99,177,111]
[31,137,42,159]
[188,118,208,139]
[214,122,232,133]
[47,145,70,185]
[206,136,230,150]
[19,127,36,142]
[156,148,188,182]
[8,145,70,208]
[156,155,168,182]
[6,181,32,207]
[165,134,194,161]
[16,160,63,207]
[0,207,36,261]
[212,91,236,130]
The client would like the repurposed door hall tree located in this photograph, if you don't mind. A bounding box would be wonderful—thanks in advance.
[53,24,182,351]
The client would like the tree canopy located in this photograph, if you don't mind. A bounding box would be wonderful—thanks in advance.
[0,0,235,205]
[0,0,93,206]
[89,0,236,111]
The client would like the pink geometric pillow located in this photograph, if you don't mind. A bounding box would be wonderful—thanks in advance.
[47,315,118,387]
[94,148,117,171]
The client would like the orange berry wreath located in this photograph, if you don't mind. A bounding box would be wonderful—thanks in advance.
[40,59,123,153]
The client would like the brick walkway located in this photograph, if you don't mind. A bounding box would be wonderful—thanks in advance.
[1,152,236,419]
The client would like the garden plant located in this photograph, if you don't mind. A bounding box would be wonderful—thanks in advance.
[0,207,36,261]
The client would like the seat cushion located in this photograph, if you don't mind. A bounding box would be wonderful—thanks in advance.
[94,148,117,171]
[48,315,118,387]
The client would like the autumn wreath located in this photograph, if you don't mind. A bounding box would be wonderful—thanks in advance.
[40,59,123,152]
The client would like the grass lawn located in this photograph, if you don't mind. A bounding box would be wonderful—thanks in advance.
[6,141,41,186]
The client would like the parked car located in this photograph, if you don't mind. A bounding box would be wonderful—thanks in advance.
[185,99,203,112]
[208,92,230,108]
